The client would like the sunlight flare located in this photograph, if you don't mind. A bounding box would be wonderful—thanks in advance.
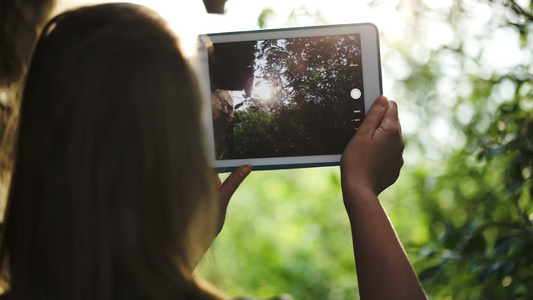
[252,80,274,101]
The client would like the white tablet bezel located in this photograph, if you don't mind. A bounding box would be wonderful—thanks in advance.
[199,23,382,172]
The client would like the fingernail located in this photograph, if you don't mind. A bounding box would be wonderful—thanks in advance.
[241,165,252,176]
[377,96,388,107]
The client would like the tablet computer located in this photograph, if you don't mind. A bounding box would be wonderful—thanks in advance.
[200,23,382,172]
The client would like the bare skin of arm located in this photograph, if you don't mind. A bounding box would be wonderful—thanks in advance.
[340,96,427,300]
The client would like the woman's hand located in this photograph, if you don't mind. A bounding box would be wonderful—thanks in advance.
[215,165,252,233]
[340,95,404,198]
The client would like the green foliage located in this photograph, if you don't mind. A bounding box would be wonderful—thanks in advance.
[385,1,533,298]
[233,107,309,158]
[410,104,533,298]
[196,168,359,300]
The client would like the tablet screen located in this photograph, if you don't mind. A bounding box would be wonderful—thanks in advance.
[209,33,364,160]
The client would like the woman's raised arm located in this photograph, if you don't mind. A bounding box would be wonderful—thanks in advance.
[340,96,427,300]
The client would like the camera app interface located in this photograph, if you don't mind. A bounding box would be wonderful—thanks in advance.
[209,33,364,160]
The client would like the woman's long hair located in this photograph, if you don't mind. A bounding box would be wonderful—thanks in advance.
[0,3,218,299]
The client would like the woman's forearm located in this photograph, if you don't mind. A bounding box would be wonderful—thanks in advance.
[344,187,427,300]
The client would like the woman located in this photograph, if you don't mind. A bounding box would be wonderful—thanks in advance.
[0,2,425,300]
[0,3,237,299]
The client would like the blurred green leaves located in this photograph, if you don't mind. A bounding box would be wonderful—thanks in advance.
[197,168,358,300]
[400,1,533,297]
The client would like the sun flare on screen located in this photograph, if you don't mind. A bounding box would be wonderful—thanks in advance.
[252,81,274,101]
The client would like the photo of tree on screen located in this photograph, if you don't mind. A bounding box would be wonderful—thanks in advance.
[209,34,364,160]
